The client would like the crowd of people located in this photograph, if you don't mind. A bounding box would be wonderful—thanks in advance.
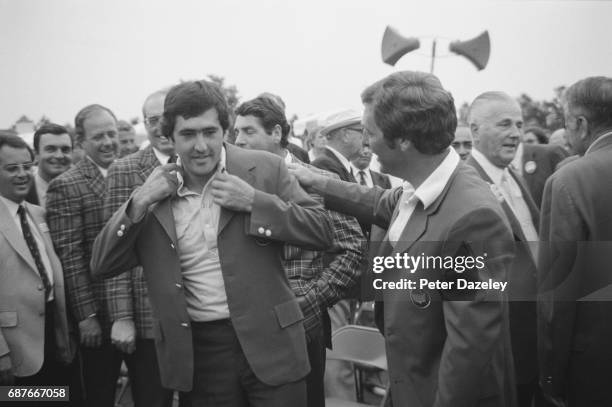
[0,72,611,407]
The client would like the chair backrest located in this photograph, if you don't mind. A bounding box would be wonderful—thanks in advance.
[326,325,387,370]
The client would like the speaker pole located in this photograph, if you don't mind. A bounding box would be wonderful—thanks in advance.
[430,39,437,73]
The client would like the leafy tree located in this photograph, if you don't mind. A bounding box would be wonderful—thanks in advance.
[207,74,240,111]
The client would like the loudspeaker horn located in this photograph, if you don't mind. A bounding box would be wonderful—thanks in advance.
[381,26,420,66]
[449,31,490,70]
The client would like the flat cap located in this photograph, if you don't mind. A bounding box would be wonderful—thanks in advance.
[320,108,362,137]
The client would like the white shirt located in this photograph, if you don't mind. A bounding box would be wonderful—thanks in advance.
[172,147,229,321]
[325,146,353,175]
[387,148,460,243]
[34,172,50,208]
[153,147,171,165]
[0,196,54,300]
[510,142,525,176]
[86,156,108,178]
[350,164,373,187]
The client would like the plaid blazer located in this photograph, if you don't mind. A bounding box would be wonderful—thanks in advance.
[103,146,161,338]
[283,155,366,334]
[46,157,131,335]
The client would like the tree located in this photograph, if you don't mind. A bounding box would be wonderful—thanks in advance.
[207,74,240,111]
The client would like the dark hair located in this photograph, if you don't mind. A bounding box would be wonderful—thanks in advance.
[564,76,612,131]
[235,96,291,148]
[361,71,456,154]
[523,126,548,144]
[161,80,230,140]
[257,92,286,110]
[0,134,35,161]
[74,104,117,143]
[33,123,71,152]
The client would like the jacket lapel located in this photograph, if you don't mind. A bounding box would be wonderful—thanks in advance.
[0,199,39,274]
[218,144,255,235]
[151,198,178,247]
[139,146,160,182]
[80,158,106,199]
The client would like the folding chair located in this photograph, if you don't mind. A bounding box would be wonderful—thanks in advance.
[326,325,389,407]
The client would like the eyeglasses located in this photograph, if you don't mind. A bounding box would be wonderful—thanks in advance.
[3,162,34,174]
[144,115,162,127]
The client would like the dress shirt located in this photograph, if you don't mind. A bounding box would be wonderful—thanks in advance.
[34,172,49,208]
[0,196,54,300]
[325,146,353,174]
[387,148,460,244]
[510,142,524,176]
[350,164,373,187]
[471,148,539,245]
[153,147,171,165]
[172,147,229,322]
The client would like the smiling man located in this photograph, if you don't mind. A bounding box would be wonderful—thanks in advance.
[91,80,334,407]
[26,123,73,207]
[466,91,540,407]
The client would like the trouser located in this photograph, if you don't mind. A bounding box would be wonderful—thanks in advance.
[305,322,326,407]
[179,318,306,407]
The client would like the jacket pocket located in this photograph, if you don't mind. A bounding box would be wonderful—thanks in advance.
[274,299,304,328]
[0,311,17,327]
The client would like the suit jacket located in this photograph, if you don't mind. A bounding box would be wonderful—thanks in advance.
[103,146,161,338]
[0,200,73,377]
[538,134,612,404]
[319,162,517,407]
[25,179,40,206]
[466,155,539,384]
[46,157,131,333]
[90,144,334,391]
[312,147,356,183]
[370,169,392,189]
[519,144,568,207]
[287,142,310,164]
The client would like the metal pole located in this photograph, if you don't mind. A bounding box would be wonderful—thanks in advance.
[430,39,437,73]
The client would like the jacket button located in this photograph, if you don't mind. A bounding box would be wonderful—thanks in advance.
[181,322,189,328]
[258,227,265,234]
[117,230,124,237]
[545,376,553,384]
[170,243,175,249]
[37,285,44,291]
[175,283,182,289]
[265,229,271,237]
[120,224,126,231]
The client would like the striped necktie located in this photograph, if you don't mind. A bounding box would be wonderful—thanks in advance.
[18,205,52,299]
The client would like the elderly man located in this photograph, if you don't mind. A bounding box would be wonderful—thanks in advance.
[466,91,540,407]
[538,76,612,406]
[291,71,516,407]
[0,135,74,392]
[26,123,73,207]
[234,95,365,407]
[91,80,333,407]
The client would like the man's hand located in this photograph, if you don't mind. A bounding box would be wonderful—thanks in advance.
[78,316,102,348]
[129,163,181,220]
[211,172,255,212]
[111,319,136,354]
[287,163,326,189]
[0,354,14,385]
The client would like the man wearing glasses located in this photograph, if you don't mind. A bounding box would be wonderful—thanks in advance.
[0,134,74,393]
[97,88,177,407]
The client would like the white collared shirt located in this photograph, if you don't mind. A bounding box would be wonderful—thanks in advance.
[172,147,229,321]
[325,146,353,175]
[0,196,54,300]
[34,172,50,208]
[350,164,373,187]
[387,148,460,243]
[510,142,524,176]
[153,147,171,165]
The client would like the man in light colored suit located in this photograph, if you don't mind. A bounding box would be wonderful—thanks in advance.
[466,91,540,407]
[0,134,74,388]
[91,80,334,407]
[290,71,517,407]
[538,76,612,407]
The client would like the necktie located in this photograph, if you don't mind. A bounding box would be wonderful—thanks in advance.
[499,170,539,259]
[358,170,367,186]
[18,205,52,298]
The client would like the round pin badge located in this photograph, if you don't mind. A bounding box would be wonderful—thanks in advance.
[410,289,431,309]
[524,161,537,174]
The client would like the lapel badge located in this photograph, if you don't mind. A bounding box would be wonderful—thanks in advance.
[410,289,431,309]
[524,161,537,174]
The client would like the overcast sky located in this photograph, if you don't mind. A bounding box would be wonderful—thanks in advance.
[1,0,610,128]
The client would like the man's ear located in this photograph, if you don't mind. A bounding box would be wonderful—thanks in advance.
[271,124,282,144]
[469,122,480,144]
[576,115,590,142]
[398,138,412,152]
